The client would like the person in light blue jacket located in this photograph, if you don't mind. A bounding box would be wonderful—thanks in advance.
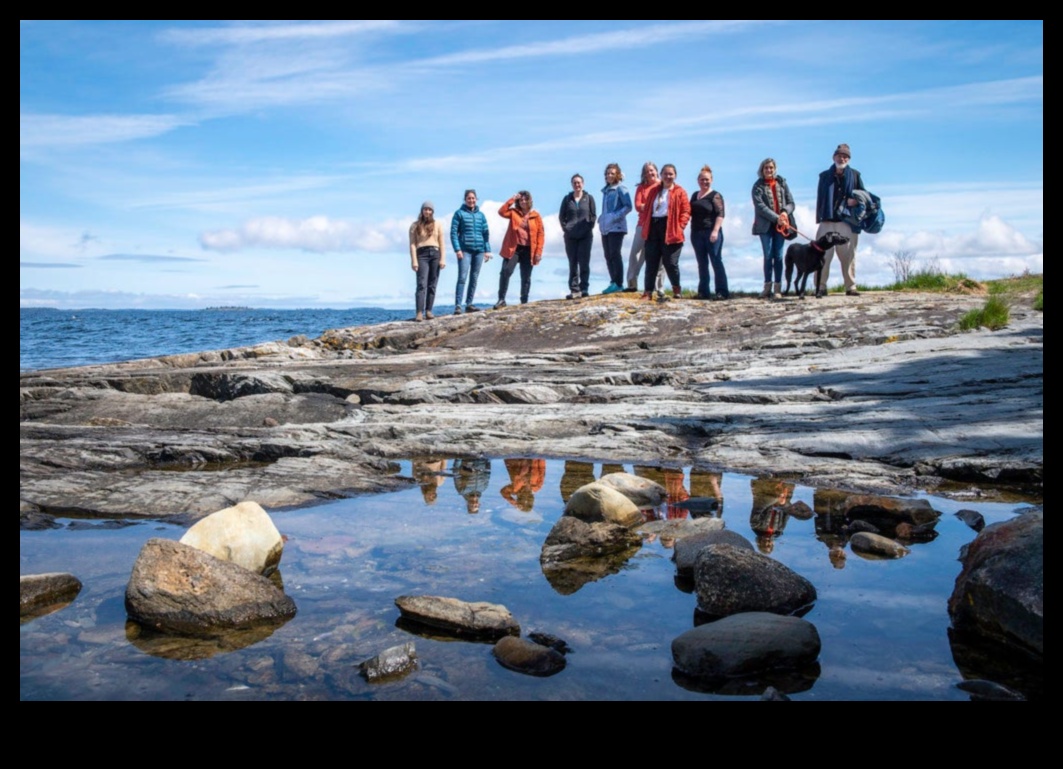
[598,163,633,294]
[450,189,493,314]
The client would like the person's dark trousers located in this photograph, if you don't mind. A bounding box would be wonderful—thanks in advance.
[692,230,728,298]
[415,247,440,313]
[645,218,683,292]
[601,232,626,286]
[565,234,593,294]
[499,245,534,303]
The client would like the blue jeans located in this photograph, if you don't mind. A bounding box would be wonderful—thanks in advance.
[759,231,785,283]
[692,229,728,298]
[455,251,484,307]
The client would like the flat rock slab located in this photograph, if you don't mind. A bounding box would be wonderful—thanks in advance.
[672,612,821,680]
[125,538,296,634]
[695,544,817,618]
[949,510,1043,657]
[20,572,82,619]
[493,635,567,677]
[20,293,1043,518]
[394,595,520,640]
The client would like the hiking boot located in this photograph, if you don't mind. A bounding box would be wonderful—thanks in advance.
[465,304,480,312]
[414,312,424,322]
[425,311,435,320]
[454,305,463,315]
[846,289,861,297]
[566,292,579,300]
[493,299,507,309]
[760,282,772,299]
[772,282,783,300]
[672,286,682,299]
[640,292,653,301]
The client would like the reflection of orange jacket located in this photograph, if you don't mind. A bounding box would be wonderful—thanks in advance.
[498,197,545,262]
[640,183,691,244]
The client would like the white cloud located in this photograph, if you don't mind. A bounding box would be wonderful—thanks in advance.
[873,215,1041,259]
[199,215,410,254]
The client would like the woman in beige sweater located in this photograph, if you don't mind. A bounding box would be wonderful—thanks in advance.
[408,201,446,321]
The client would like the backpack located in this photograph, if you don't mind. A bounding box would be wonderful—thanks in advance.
[845,190,885,234]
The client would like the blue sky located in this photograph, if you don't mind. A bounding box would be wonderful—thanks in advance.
[21,20,1043,309]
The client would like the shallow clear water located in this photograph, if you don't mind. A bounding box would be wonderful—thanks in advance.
[20,459,1031,701]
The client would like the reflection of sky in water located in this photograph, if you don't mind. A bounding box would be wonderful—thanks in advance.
[21,459,1031,701]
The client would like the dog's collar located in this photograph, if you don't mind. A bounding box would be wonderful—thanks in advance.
[811,242,826,253]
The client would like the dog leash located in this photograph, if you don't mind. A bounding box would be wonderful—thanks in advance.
[775,216,815,242]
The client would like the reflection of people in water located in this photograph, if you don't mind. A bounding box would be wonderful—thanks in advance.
[690,469,724,517]
[635,465,689,519]
[501,458,545,512]
[453,458,491,514]
[750,477,794,553]
[560,461,596,503]
[663,468,691,519]
[413,458,447,505]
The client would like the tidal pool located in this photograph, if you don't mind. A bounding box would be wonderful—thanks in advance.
[20,459,1034,700]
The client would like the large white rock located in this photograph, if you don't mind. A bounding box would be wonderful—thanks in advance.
[564,481,643,527]
[597,472,667,507]
[179,500,283,575]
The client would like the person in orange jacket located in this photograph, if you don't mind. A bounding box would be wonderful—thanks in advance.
[494,191,545,308]
[640,163,691,300]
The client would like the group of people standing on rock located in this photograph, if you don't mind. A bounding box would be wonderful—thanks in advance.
[407,144,867,319]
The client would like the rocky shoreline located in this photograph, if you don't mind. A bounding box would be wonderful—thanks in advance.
[20,291,1042,521]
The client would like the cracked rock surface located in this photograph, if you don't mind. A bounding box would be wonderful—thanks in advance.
[20,292,1042,519]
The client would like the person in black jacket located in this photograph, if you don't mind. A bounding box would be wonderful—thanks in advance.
[559,174,597,299]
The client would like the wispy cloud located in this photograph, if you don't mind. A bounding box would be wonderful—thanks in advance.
[413,21,771,68]
[98,254,207,263]
[20,113,189,151]
[20,261,82,269]
[162,20,406,47]
[394,75,1043,174]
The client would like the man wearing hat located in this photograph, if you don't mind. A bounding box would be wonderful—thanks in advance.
[815,143,866,297]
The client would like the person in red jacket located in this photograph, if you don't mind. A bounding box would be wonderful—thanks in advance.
[494,191,545,308]
[640,164,691,300]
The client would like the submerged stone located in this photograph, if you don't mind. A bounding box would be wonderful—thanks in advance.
[494,635,566,677]
[360,642,418,682]
[849,532,910,559]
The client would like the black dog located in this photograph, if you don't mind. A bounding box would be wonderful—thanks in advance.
[784,231,850,298]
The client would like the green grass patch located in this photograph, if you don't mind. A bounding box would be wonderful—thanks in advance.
[887,266,977,292]
[1035,291,1043,312]
[959,295,1011,331]
[987,272,1043,296]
